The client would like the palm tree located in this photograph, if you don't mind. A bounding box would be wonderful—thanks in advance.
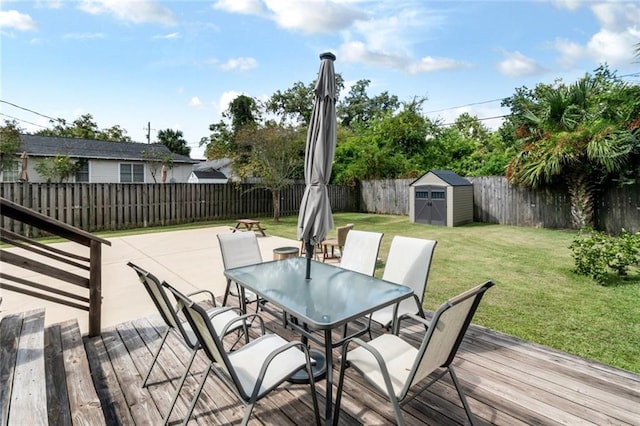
[507,71,639,228]
[157,129,190,156]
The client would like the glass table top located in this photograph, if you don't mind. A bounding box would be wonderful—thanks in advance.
[225,257,412,329]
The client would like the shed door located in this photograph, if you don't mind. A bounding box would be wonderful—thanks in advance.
[415,186,446,226]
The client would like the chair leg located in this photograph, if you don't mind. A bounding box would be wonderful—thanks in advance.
[162,347,199,425]
[448,366,476,426]
[142,328,169,387]
[222,278,232,306]
[241,401,256,426]
[181,361,212,426]
[332,360,348,426]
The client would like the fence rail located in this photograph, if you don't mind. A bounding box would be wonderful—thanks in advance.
[358,177,639,233]
[0,183,357,236]
[2,178,638,234]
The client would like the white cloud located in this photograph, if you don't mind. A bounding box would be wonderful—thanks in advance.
[153,32,180,40]
[497,51,546,77]
[214,0,364,34]
[0,10,37,31]
[552,2,640,68]
[190,97,204,108]
[220,57,258,71]
[408,56,471,74]
[339,41,408,69]
[212,0,265,16]
[77,0,177,26]
[63,32,105,40]
[551,0,583,11]
[264,0,365,34]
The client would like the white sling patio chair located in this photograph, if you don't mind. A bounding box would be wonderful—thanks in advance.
[339,230,384,276]
[320,223,354,262]
[334,281,495,426]
[370,236,437,332]
[164,282,321,426]
[217,232,264,312]
[127,262,246,389]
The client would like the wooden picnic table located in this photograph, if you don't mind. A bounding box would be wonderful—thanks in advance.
[232,219,266,236]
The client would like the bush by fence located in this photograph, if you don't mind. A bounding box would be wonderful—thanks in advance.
[1,177,638,235]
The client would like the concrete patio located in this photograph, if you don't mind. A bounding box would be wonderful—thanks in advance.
[0,226,299,334]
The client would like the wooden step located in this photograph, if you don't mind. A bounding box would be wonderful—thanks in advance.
[0,309,47,425]
[45,319,105,425]
[0,310,106,426]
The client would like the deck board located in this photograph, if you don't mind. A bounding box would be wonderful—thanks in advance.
[10,297,632,426]
[83,302,640,425]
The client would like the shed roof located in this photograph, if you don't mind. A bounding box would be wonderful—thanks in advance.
[410,170,471,186]
[18,134,197,164]
[192,170,227,180]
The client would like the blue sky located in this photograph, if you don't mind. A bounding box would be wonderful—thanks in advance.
[1,0,639,159]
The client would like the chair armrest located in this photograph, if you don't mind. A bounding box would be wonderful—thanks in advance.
[396,312,431,335]
[186,289,217,306]
[339,337,396,391]
[221,312,266,337]
[250,340,314,399]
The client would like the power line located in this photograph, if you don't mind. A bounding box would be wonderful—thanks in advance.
[0,112,48,128]
[0,100,58,121]
[424,98,505,114]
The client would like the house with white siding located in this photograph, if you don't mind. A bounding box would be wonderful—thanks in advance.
[2,134,198,183]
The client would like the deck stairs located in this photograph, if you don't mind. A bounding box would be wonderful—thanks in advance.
[0,309,105,426]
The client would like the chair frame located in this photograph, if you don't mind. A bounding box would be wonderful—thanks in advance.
[164,282,321,426]
[217,232,264,312]
[126,262,246,389]
[334,281,495,426]
[321,223,354,262]
[339,230,384,276]
[369,236,438,334]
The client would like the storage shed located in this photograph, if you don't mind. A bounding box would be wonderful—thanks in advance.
[409,170,473,227]
[187,169,228,184]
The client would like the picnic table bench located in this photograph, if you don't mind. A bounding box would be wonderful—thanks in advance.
[231,219,267,236]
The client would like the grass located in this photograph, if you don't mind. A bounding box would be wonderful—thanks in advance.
[22,212,639,373]
[259,212,640,374]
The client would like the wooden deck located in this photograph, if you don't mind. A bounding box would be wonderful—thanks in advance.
[2,302,639,425]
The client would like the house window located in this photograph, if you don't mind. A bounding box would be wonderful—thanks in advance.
[120,163,144,183]
[76,161,89,182]
[2,161,19,182]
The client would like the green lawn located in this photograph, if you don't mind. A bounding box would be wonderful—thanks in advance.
[261,212,640,374]
[92,212,639,373]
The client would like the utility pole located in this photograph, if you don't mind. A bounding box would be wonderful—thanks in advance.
[146,122,151,143]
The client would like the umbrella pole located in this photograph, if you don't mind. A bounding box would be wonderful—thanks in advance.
[305,241,315,279]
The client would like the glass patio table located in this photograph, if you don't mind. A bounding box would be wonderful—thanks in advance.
[224,256,413,425]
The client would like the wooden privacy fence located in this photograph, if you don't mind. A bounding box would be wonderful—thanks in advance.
[0,182,357,236]
[1,178,638,234]
[359,177,639,233]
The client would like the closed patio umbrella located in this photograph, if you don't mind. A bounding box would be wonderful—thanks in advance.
[297,52,337,279]
[19,151,28,182]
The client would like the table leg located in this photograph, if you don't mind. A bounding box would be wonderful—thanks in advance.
[324,329,333,425]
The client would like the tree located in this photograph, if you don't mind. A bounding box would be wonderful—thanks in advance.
[225,95,260,134]
[142,148,174,183]
[37,113,133,142]
[266,81,315,126]
[266,74,344,126]
[34,154,83,183]
[157,129,190,156]
[0,120,22,174]
[234,123,305,221]
[506,67,640,228]
[337,79,399,128]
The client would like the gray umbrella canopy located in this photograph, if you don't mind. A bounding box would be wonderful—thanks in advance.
[297,52,337,276]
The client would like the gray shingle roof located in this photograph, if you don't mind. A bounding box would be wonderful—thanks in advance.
[18,134,197,164]
[410,170,472,186]
[192,170,227,180]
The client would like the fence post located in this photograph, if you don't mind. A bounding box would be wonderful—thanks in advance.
[88,239,102,337]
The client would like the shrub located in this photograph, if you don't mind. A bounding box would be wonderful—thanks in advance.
[569,228,640,285]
